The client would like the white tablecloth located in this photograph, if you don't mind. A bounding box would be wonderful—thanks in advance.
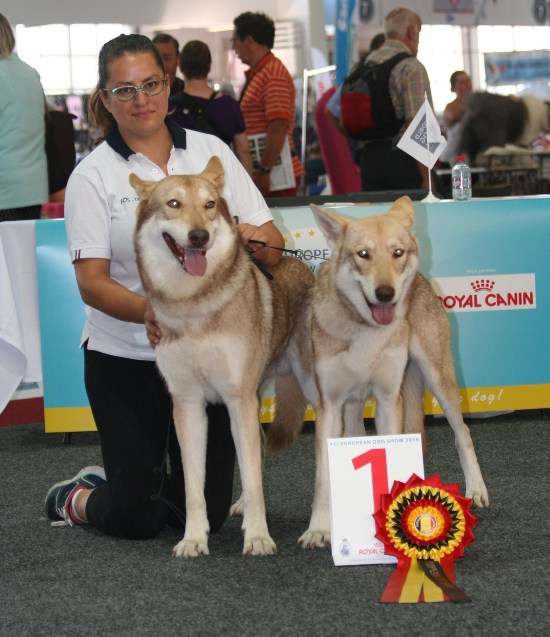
[0,221,42,413]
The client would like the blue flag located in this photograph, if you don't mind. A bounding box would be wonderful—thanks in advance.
[335,0,356,85]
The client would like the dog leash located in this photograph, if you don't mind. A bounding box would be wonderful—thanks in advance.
[233,215,330,262]
[247,239,330,261]
[246,239,331,281]
[233,215,329,280]
[150,401,187,529]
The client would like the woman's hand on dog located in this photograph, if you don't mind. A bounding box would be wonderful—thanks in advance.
[144,301,162,348]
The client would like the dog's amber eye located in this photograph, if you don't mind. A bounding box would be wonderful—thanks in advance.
[205,200,215,209]
[394,248,404,257]
[167,199,180,208]
[358,249,370,259]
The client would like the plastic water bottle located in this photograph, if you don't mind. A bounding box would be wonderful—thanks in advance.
[451,156,472,201]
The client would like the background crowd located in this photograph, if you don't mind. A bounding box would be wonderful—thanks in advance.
[5,6,550,212]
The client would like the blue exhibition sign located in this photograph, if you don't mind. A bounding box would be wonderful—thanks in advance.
[485,50,550,85]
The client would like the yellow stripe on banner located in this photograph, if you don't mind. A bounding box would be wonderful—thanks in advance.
[260,400,316,423]
[45,383,550,430]
[424,383,550,415]
[44,407,96,433]
[260,384,550,423]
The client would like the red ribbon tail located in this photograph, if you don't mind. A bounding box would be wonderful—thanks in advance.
[380,559,412,603]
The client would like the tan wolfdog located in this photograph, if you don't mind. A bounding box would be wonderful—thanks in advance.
[131,157,315,557]
[299,197,489,549]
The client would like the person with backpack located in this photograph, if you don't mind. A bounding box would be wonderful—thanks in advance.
[325,32,385,167]
[342,7,433,192]
[168,40,252,175]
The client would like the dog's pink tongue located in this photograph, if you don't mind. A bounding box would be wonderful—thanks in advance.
[184,249,207,276]
[372,304,395,325]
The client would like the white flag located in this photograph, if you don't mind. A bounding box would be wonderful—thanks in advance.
[396,97,447,169]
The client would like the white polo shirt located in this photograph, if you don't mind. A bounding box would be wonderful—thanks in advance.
[65,120,273,361]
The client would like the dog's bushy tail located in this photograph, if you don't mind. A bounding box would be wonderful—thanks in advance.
[265,371,307,453]
[402,359,427,454]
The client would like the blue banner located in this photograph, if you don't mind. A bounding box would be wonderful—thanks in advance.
[270,198,550,416]
[485,51,550,86]
[35,220,94,432]
[35,198,550,431]
[335,0,356,84]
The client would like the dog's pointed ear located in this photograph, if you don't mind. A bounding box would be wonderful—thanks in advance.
[311,204,347,246]
[129,173,156,201]
[201,156,225,190]
[387,196,415,230]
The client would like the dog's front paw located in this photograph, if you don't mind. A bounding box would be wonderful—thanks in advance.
[172,537,210,558]
[466,482,490,508]
[243,533,277,556]
[298,528,331,549]
[230,494,244,517]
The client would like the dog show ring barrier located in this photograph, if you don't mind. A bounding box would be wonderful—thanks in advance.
[1,194,549,432]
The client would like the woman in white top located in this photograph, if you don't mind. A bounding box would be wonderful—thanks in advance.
[45,33,283,539]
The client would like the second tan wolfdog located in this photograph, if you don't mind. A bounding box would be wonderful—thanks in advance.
[298,197,489,549]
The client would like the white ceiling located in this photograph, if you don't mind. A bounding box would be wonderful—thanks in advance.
[1,0,277,29]
[3,0,545,30]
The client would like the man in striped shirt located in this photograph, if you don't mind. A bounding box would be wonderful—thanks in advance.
[232,12,304,197]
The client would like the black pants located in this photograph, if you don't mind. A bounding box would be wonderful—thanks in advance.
[360,139,422,192]
[0,205,42,222]
[84,345,236,539]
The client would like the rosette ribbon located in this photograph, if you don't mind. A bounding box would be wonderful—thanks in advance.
[374,474,477,604]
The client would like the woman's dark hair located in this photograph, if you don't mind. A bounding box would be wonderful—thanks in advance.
[179,40,211,79]
[152,33,180,56]
[233,12,275,49]
[450,70,467,91]
[0,13,16,59]
[88,33,165,133]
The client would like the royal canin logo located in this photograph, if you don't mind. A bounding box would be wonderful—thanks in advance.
[470,279,495,292]
[431,274,536,313]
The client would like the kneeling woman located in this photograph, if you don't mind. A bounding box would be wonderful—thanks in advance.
[45,33,283,539]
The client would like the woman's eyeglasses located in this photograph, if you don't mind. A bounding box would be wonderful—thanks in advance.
[103,78,167,102]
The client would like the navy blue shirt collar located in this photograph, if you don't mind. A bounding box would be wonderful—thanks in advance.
[106,118,187,160]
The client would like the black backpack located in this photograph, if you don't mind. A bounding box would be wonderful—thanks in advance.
[169,91,228,143]
[340,52,411,140]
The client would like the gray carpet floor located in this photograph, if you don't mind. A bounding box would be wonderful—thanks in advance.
[1,411,549,636]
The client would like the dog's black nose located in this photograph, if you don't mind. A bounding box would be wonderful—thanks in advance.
[188,229,209,248]
[375,286,395,303]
